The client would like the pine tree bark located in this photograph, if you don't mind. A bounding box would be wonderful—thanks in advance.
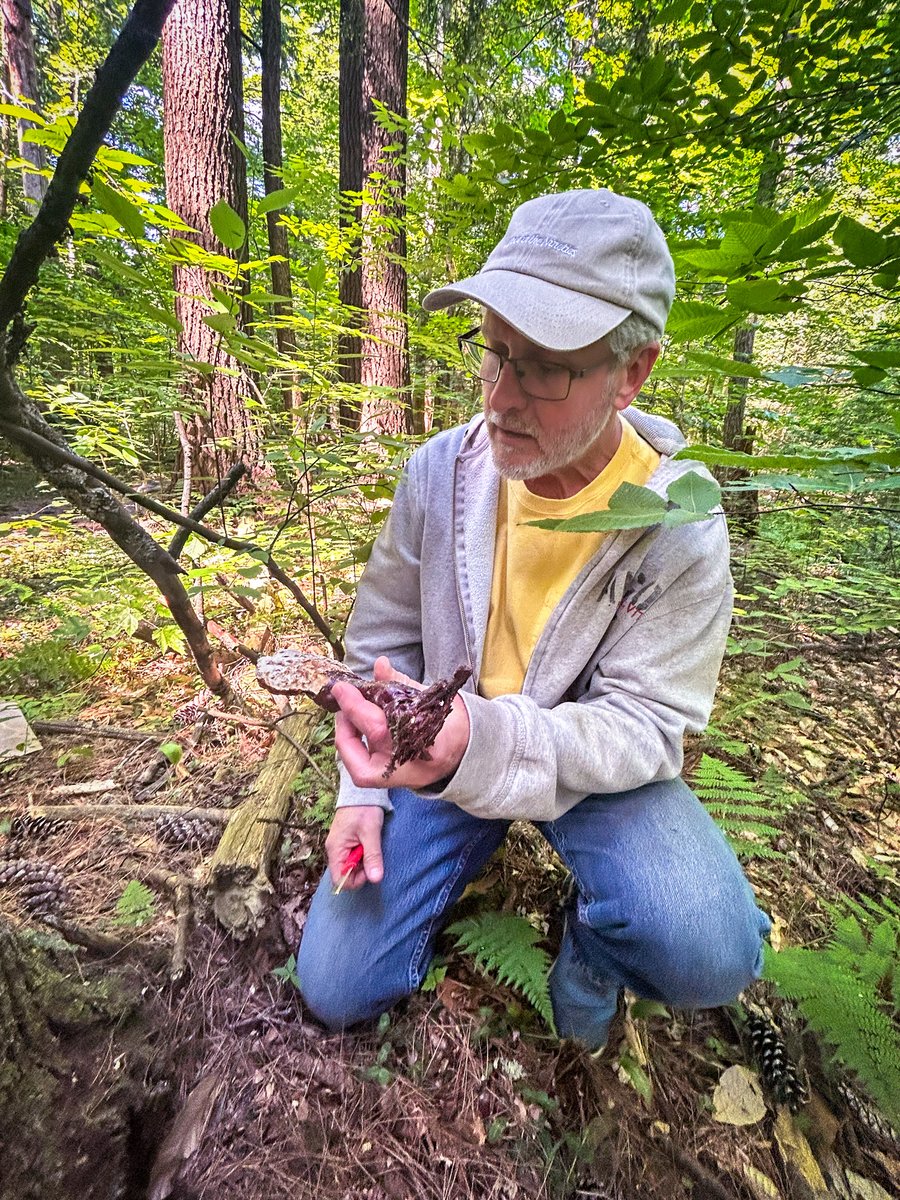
[338,0,411,434]
[358,0,411,434]
[161,0,257,493]
[261,0,298,412]
[1,0,48,206]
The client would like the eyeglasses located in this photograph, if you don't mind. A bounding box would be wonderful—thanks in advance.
[457,327,607,402]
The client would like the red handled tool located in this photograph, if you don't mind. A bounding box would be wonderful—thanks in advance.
[333,844,364,895]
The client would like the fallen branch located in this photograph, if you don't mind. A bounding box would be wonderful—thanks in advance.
[43,915,170,969]
[51,779,120,797]
[0,803,231,825]
[206,704,317,939]
[0,419,340,655]
[32,720,163,743]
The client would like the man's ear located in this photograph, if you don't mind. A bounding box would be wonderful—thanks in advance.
[613,343,660,411]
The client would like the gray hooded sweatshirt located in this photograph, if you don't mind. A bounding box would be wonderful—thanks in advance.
[337,406,733,822]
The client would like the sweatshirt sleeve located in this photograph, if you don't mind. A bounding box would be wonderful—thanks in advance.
[335,456,427,812]
[429,522,733,822]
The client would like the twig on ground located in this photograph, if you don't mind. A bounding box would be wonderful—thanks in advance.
[42,915,169,969]
[671,1148,740,1200]
[171,880,192,983]
[33,720,163,743]
[0,803,232,824]
[51,779,120,797]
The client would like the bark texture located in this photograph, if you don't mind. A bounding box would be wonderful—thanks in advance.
[1,0,47,205]
[162,0,256,492]
[339,0,411,433]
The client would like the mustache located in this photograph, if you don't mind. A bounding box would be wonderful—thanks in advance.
[486,414,538,436]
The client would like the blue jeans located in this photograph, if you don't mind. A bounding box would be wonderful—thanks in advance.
[296,779,771,1049]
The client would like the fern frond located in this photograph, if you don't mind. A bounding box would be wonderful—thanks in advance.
[764,942,900,1126]
[692,754,797,859]
[446,911,555,1031]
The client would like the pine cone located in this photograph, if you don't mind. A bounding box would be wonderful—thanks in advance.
[155,813,221,851]
[0,858,68,917]
[8,814,67,845]
[838,1080,900,1151]
[745,1009,808,1111]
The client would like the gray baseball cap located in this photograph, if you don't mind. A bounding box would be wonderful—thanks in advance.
[423,189,675,351]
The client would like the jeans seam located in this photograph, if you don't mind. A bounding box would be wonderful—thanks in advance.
[406,831,490,993]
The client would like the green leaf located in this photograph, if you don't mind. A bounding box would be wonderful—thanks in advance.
[159,741,183,765]
[835,217,891,268]
[666,471,721,514]
[92,176,145,240]
[726,278,804,313]
[0,102,46,124]
[209,199,246,250]
[618,1051,653,1107]
[114,879,156,927]
[257,186,299,216]
[666,300,742,341]
[526,482,667,533]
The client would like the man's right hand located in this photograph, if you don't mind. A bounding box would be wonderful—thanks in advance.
[325,805,385,891]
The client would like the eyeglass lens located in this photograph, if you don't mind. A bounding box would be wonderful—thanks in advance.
[461,340,572,401]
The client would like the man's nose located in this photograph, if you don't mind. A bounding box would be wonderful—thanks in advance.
[486,359,528,412]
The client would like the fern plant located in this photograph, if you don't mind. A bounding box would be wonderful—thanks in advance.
[446,911,556,1031]
[693,753,796,860]
[763,915,900,1126]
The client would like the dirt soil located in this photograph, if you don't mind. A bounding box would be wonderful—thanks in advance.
[1,626,898,1200]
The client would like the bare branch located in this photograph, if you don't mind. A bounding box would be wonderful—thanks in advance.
[168,459,249,559]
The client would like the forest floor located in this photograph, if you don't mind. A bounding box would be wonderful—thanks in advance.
[1,478,898,1200]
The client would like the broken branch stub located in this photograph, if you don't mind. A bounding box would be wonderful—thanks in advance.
[256,649,471,775]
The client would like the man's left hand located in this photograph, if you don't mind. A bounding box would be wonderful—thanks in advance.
[332,656,470,790]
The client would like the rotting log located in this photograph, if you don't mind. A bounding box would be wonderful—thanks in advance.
[206,704,317,939]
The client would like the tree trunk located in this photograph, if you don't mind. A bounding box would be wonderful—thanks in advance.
[337,0,364,425]
[0,920,161,1199]
[720,155,782,538]
[1,0,47,206]
[358,0,411,435]
[161,0,257,494]
[338,0,411,434]
[260,0,298,413]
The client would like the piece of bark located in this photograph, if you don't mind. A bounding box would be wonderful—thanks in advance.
[257,649,470,774]
[206,705,317,939]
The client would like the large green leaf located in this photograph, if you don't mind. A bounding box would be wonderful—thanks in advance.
[209,199,246,250]
[835,217,893,269]
[667,471,721,514]
[666,301,742,341]
[92,176,145,240]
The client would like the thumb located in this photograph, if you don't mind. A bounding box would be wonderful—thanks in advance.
[359,822,384,884]
[373,655,420,689]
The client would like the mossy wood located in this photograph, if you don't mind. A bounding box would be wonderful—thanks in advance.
[0,921,160,1199]
[206,705,317,939]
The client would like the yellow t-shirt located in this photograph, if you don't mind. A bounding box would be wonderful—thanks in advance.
[479,418,661,699]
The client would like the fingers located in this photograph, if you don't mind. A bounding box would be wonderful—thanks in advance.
[325,805,385,891]
[331,682,389,744]
[373,655,421,689]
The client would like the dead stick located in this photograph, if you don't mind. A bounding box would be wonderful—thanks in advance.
[671,1149,740,1200]
[43,915,169,969]
[0,803,232,824]
[205,704,333,789]
[171,881,192,982]
[33,720,163,743]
